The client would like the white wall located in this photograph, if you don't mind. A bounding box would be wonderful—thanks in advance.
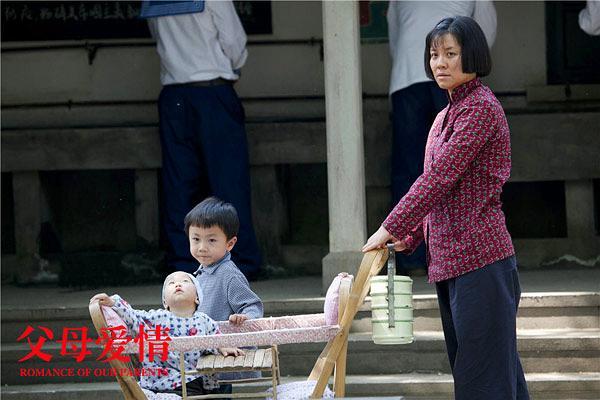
[1,1,547,107]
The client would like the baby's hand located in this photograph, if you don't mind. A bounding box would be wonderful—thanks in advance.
[90,293,115,307]
[218,347,245,357]
[228,314,248,325]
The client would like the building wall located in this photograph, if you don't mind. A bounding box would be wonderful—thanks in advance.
[2,1,546,108]
[6,1,592,273]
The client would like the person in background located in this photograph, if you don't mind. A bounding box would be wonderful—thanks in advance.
[141,0,262,279]
[386,0,496,275]
[579,0,600,35]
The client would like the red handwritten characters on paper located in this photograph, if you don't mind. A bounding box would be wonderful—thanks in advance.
[58,327,94,362]
[96,325,133,363]
[17,325,54,362]
[135,324,171,362]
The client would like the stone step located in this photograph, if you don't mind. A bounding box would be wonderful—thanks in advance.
[2,292,598,344]
[1,373,599,400]
[3,329,598,386]
[277,329,600,377]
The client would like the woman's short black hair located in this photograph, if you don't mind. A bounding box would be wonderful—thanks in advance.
[184,197,239,239]
[424,16,492,80]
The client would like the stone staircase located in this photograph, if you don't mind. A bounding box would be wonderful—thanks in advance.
[1,290,599,399]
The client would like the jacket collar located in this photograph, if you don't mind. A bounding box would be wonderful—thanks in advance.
[194,252,231,276]
[449,77,481,104]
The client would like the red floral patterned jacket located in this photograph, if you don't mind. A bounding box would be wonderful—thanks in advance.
[383,78,515,283]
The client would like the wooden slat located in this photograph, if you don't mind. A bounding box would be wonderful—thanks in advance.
[197,354,216,370]
[223,355,234,369]
[243,351,256,368]
[213,355,224,369]
[311,250,387,398]
[261,348,273,369]
[233,354,246,368]
[253,349,265,369]
[187,392,271,400]
[218,378,273,385]
[334,277,352,397]
[180,353,187,399]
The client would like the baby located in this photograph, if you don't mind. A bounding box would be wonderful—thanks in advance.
[90,271,242,397]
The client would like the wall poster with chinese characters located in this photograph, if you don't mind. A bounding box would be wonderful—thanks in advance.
[1,1,272,41]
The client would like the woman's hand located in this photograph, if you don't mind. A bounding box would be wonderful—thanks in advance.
[392,239,407,252]
[362,226,394,252]
[89,293,115,307]
[218,347,246,357]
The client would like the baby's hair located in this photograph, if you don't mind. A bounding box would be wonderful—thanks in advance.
[162,271,203,310]
[184,197,239,240]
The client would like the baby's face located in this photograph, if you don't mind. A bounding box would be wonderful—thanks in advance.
[163,272,198,310]
[188,225,237,266]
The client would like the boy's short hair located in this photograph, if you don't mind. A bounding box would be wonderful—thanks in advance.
[184,197,239,239]
[424,16,492,80]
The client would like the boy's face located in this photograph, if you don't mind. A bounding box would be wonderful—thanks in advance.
[189,225,237,266]
[163,271,198,310]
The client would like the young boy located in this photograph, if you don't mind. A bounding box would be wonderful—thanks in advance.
[185,197,264,383]
[185,197,263,324]
[90,271,243,397]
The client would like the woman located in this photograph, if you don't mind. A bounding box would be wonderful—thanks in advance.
[363,16,530,400]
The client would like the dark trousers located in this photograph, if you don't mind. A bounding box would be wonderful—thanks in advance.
[158,84,262,278]
[391,81,447,271]
[435,256,530,400]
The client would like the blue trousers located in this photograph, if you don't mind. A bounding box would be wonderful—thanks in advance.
[435,256,530,400]
[391,81,447,270]
[158,84,262,278]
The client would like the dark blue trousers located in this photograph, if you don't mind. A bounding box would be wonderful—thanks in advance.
[435,256,530,400]
[391,81,447,271]
[158,84,262,278]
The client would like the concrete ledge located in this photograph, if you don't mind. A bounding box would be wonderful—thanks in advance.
[514,238,600,268]
[526,84,600,103]
[1,292,597,321]
[1,122,326,172]
[508,112,600,182]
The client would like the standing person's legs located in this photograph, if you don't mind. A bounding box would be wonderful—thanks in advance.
[429,80,449,115]
[390,81,447,273]
[158,86,205,273]
[444,257,530,400]
[435,280,459,371]
[189,84,262,279]
[511,263,530,400]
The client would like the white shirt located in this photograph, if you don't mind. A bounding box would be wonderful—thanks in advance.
[579,0,600,36]
[147,0,248,85]
[387,1,497,94]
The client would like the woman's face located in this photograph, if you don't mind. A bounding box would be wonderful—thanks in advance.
[429,33,476,94]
